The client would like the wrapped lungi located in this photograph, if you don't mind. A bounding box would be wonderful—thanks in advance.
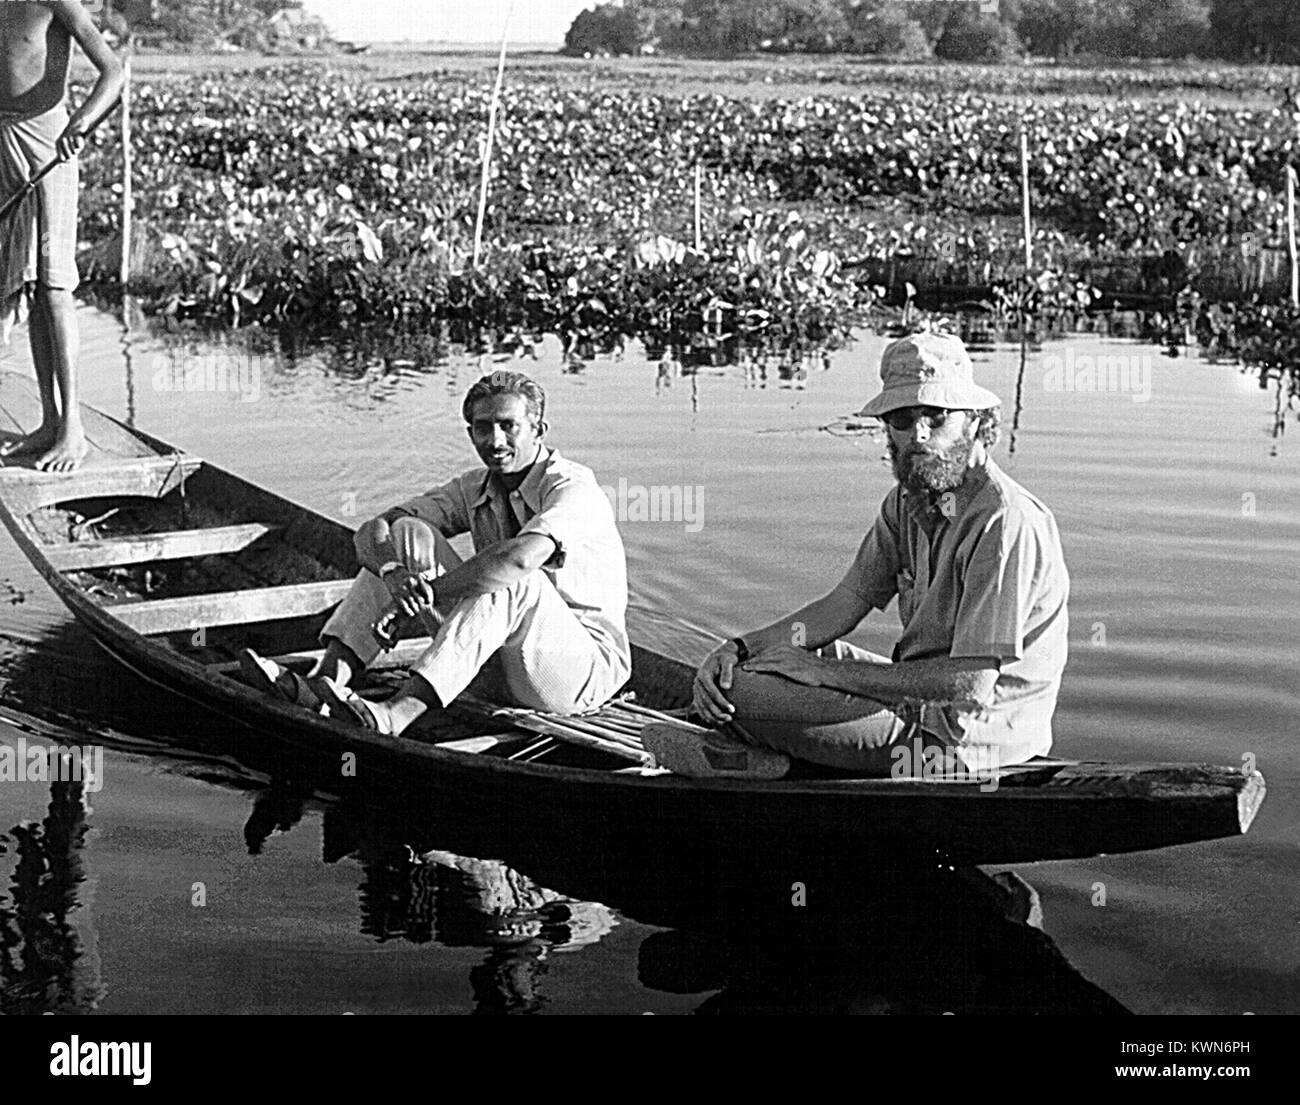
[0,102,80,344]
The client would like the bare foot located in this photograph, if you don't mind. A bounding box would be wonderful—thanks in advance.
[0,423,59,462]
[34,423,88,474]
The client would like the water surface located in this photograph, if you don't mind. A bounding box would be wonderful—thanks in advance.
[1,307,1296,1014]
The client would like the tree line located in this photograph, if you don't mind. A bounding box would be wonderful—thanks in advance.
[98,1,325,50]
[563,0,1299,64]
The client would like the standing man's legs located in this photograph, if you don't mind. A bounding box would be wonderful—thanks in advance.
[26,283,84,471]
[0,107,85,471]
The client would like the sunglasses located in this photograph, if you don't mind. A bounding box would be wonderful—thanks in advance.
[881,407,965,432]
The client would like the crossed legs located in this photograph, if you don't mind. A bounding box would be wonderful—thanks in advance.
[311,519,626,734]
[722,642,922,775]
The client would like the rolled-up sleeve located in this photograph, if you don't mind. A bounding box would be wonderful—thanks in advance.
[951,508,1041,662]
[838,490,903,612]
[517,472,607,568]
[395,479,472,538]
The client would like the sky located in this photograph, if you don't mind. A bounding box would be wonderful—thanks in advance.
[300,0,595,45]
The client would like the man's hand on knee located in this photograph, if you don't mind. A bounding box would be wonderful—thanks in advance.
[356,512,440,577]
[692,643,742,725]
[737,643,829,688]
[382,564,437,617]
[388,516,440,572]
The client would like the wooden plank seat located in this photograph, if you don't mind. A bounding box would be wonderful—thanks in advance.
[109,579,355,635]
[46,522,282,571]
[0,453,204,514]
[207,636,437,676]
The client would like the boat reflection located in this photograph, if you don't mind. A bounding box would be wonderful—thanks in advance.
[0,628,1127,1015]
[245,781,620,1015]
[0,720,1129,1015]
[244,778,1129,1015]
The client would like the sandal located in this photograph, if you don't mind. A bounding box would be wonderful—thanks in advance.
[640,722,790,779]
[238,649,326,712]
[313,676,396,735]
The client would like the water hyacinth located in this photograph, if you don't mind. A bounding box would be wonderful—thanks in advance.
[63,66,1300,379]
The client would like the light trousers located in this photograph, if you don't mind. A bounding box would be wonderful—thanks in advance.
[321,519,628,714]
[726,641,926,775]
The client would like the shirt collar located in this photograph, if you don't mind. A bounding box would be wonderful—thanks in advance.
[471,445,555,511]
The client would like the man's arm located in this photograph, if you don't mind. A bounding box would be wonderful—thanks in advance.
[51,1,124,157]
[354,508,422,577]
[355,476,476,577]
[742,646,999,710]
[357,508,556,617]
[744,503,1048,712]
[691,582,874,723]
[691,522,896,725]
[728,505,901,659]
[429,534,556,607]
[731,580,871,657]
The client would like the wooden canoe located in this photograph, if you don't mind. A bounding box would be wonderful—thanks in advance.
[0,372,1265,865]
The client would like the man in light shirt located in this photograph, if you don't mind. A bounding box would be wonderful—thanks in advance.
[243,371,630,735]
[648,331,1069,779]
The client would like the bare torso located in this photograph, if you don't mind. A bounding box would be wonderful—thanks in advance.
[0,2,71,118]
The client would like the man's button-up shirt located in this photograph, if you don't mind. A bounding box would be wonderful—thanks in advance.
[392,448,630,669]
[838,459,1070,762]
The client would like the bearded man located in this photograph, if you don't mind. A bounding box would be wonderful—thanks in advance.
[646,331,1070,779]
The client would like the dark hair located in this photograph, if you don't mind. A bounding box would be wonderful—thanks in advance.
[461,371,546,426]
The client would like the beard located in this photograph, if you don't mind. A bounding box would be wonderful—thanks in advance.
[888,431,977,497]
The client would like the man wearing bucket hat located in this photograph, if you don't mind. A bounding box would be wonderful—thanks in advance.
[645,330,1070,779]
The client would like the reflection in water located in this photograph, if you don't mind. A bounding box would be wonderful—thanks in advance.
[238,776,1128,1016]
[1009,334,1029,456]
[244,783,619,1015]
[0,679,1141,1016]
[0,769,103,1014]
[632,866,1126,1015]
[120,293,147,429]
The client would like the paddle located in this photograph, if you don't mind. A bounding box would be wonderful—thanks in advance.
[0,99,118,225]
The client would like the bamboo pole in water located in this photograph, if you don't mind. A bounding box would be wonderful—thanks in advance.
[694,162,703,251]
[472,4,513,270]
[1019,125,1033,274]
[1287,165,1298,308]
[119,52,132,289]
